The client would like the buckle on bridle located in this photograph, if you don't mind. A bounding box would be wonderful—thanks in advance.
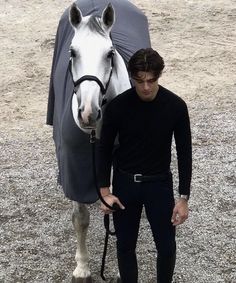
[134,174,142,183]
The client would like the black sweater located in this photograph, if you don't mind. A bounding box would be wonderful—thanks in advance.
[98,85,192,195]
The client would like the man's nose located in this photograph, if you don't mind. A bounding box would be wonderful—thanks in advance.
[143,82,150,90]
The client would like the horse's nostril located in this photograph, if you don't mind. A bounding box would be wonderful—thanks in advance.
[97,109,101,120]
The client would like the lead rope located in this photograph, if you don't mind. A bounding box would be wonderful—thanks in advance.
[90,129,118,281]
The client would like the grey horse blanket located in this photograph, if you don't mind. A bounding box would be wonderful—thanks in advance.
[46,0,151,203]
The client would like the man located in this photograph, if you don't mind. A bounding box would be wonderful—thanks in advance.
[98,48,192,283]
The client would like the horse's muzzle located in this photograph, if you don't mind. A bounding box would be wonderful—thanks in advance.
[78,108,101,129]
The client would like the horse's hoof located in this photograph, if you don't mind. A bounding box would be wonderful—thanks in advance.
[72,276,93,283]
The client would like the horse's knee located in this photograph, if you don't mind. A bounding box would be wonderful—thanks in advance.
[72,202,90,229]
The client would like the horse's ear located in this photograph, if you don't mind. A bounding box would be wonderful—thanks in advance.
[69,3,83,28]
[101,3,115,31]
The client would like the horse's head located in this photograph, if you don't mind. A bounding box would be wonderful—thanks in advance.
[69,3,115,132]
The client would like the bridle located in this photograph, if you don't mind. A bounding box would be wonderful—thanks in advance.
[68,52,114,105]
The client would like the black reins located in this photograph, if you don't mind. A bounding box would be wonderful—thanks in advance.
[90,129,119,281]
[90,130,119,211]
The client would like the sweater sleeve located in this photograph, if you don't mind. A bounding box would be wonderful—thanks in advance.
[174,101,192,196]
[97,103,118,187]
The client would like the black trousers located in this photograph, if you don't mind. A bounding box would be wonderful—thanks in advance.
[112,170,176,283]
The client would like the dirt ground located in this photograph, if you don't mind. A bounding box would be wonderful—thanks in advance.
[0,0,235,282]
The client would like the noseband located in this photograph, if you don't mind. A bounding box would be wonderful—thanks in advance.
[69,54,114,104]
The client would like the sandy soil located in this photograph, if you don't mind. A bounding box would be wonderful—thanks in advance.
[0,0,235,282]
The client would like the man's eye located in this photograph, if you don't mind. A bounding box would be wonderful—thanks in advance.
[134,79,144,83]
[148,78,158,83]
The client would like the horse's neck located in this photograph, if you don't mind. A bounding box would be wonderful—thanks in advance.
[108,52,131,99]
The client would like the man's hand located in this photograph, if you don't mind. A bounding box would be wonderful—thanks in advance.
[100,187,125,214]
[171,198,189,226]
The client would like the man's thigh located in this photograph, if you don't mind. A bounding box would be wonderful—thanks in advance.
[143,178,176,253]
[112,171,143,249]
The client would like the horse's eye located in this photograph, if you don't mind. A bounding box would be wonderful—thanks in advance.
[107,49,115,59]
[70,48,76,58]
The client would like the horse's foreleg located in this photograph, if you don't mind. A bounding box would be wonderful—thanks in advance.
[72,201,92,283]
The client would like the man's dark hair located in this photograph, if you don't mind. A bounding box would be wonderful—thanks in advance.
[128,48,165,79]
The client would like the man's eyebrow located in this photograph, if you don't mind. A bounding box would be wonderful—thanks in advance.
[133,77,157,82]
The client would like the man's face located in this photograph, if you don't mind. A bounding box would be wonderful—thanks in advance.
[132,71,159,102]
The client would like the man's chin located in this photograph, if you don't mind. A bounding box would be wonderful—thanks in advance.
[139,94,156,101]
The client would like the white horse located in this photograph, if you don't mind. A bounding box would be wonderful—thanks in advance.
[69,3,130,282]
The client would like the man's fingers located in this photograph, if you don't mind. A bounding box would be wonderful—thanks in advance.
[172,215,188,226]
[100,195,125,213]
[116,200,125,210]
[171,210,177,223]
[171,201,189,226]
